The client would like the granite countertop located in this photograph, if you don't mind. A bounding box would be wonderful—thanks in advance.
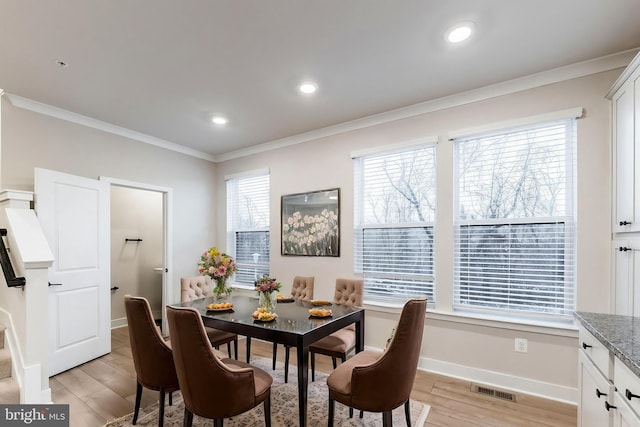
[575,311,640,378]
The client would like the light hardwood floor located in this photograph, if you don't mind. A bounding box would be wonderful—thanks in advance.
[50,327,577,427]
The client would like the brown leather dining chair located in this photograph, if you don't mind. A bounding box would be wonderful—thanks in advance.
[309,278,363,381]
[272,275,314,382]
[166,305,273,427]
[181,276,239,359]
[124,295,179,427]
[326,298,427,427]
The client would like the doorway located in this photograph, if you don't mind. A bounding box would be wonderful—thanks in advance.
[102,177,173,333]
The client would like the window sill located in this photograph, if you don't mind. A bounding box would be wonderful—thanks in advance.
[427,309,578,337]
[363,300,577,337]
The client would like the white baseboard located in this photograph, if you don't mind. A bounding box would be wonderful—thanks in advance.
[363,344,577,405]
[111,316,127,329]
[419,356,577,405]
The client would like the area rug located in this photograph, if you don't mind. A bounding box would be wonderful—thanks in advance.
[104,358,430,426]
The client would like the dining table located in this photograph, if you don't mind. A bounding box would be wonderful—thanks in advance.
[172,294,365,427]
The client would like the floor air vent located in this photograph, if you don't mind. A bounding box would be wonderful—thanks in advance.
[472,385,516,402]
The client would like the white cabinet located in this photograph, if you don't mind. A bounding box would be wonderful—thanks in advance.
[579,351,612,427]
[578,325,640,426]
[611,239,640,316]
[609,52,640,233]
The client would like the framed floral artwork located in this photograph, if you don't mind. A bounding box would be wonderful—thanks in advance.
[281,188,340,256]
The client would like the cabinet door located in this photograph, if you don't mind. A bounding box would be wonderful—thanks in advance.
[612,240,640,316]
[613,77,637,232]
[612,395,640,427]
[579,352,612,427]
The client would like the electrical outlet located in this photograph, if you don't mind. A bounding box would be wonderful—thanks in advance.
[515,338,528,353]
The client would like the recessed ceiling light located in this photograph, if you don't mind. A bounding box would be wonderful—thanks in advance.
[211,115,228,125]
[446,22,475,43]
[298,82,318,94]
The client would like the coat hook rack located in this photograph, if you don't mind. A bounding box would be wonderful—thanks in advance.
[125,238,143,242]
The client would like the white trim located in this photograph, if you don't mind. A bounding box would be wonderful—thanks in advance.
[426,309,578,337]
[419,355,577,404]
[3,49,636,163]
[223,168,271,181]
[606,50,640,98]
[362,342,577,403]
[350,136,438,159]
[100,176,174,334]
[218,49,637,162]
[448,107,584,140]
[5,94,216,162]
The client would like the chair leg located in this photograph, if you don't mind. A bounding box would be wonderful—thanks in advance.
[233,337,239,360]
[328,397,335,427]
[158,389,166,427]
[169,391,173,406]
[359,410,364,418]
[332,357,337,369]
[348,407,353,418]
[184,408,193,427]
[404,400,411,427]
[272,342,278,369]
[284,345,290,383]
[214,419,224,427]
[263,394,271,427]
[311,352,316,382]
[382,410,393,427]
[133,381,142,425]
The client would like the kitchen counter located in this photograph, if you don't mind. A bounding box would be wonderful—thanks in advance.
[575,311,640,378]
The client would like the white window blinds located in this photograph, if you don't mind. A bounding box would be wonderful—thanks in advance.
[453,118,576,318]
[226,173,270,284]
[354,144,436,302]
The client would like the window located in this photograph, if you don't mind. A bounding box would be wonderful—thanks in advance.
[453,118,576,319]
[226,172,270,285]
[353,143,436,302]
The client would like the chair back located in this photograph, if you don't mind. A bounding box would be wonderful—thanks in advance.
[333,278,364,306]
[124,295,179,391]
[291,276,314,300]
[166,305,257,419]
[181,276,213,302]
[351,298,426,411]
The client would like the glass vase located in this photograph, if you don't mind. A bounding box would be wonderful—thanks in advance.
[213,278,232,301]
[258,290,278,312]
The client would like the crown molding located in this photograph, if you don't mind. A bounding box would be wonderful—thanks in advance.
[4,94,216,162]
[216,48,639,163]
[3,49,638,164]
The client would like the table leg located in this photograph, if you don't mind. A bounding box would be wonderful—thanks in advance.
[246,337,252,363]
[355,313,365,353]
[297,344,309,427]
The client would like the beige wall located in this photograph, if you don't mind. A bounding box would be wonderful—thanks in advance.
[216,69,618,401]
[0,97,218,302]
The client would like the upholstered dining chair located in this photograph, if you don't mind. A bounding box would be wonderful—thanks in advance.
[180,276,239,359]
[326,298,427,427]
[166,305,273,427]
[272,276,314,382]
[124,295,179,427]
[309,278,363,381]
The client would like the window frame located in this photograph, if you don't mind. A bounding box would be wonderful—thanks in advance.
[451,116,578,320]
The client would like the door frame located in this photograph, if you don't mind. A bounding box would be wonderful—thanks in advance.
[100,177,173,333]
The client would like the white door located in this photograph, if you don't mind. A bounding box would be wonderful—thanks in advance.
[35,168,110,376]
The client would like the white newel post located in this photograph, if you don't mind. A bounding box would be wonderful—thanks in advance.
[0,190,54,403]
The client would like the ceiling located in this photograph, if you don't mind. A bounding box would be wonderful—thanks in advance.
[1,1,640,160]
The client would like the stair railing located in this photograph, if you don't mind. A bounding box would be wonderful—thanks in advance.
[0,229,26,288]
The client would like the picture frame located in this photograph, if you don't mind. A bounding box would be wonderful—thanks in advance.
[281,188,340,256]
